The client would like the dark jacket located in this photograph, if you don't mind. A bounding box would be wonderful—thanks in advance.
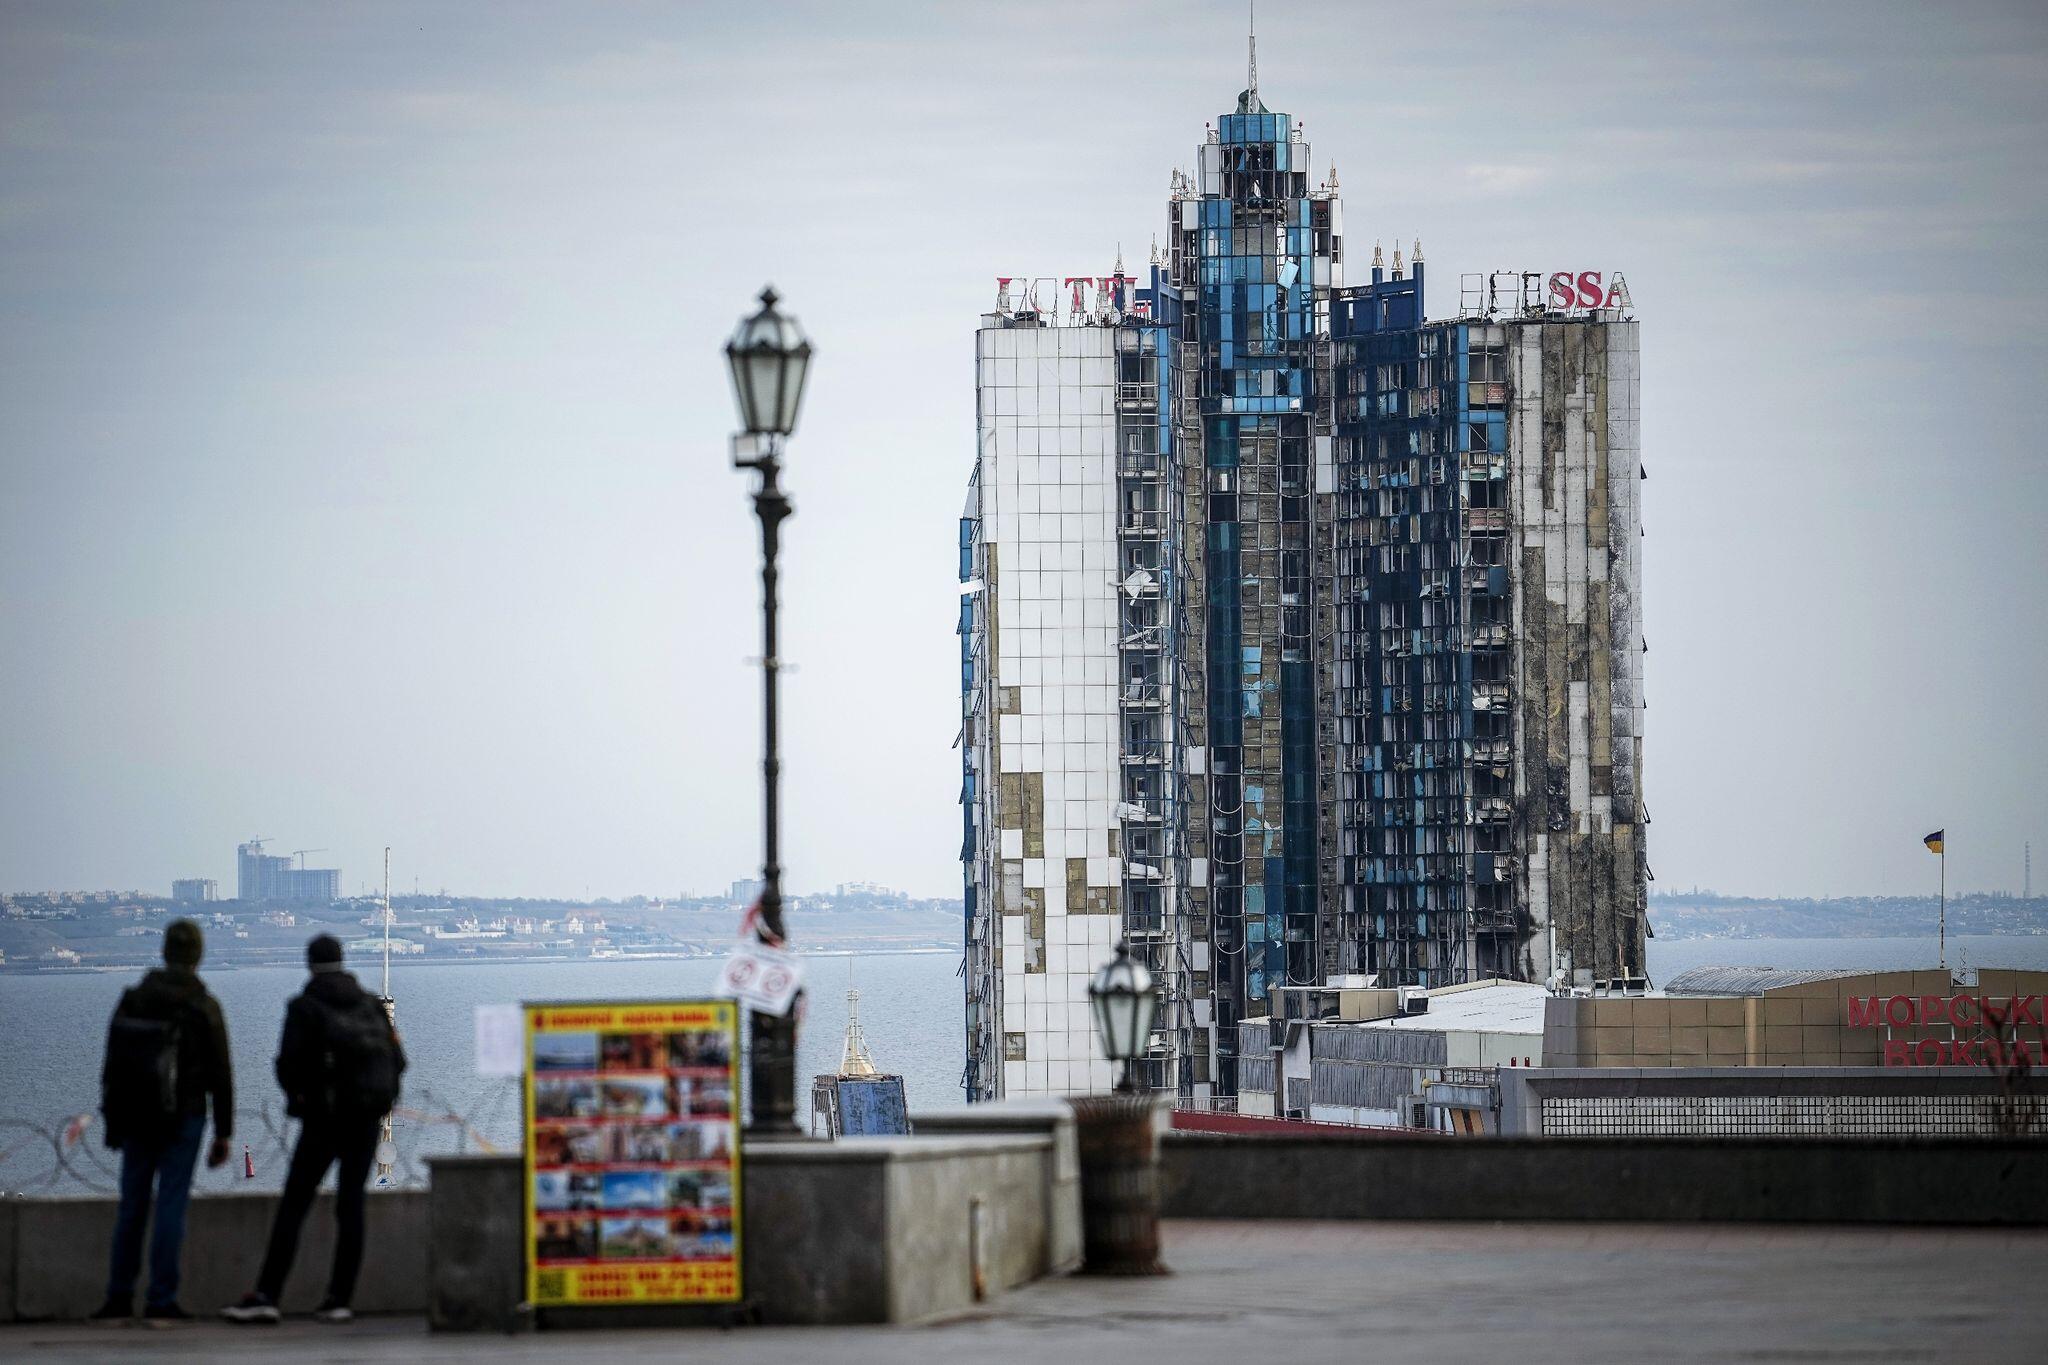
[274,968,407,1121]
[103,966,234,1140]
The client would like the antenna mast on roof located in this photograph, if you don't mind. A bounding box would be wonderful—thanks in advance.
[1247,1,1258,106]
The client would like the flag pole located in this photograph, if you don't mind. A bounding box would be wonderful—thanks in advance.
[1938,843,1946,972]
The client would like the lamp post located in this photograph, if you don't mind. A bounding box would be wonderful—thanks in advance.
[725,286,812,1137]
[1071,940,1168,1275]
[1090,940,1157,1093]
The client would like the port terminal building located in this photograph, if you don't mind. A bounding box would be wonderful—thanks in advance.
[1233,967,2048,1137]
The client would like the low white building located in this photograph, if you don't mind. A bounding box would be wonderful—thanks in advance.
[1238,978,1548,1131]
[347,936,424,957]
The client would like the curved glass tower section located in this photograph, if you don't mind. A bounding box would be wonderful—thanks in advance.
[1165,81,1344,1095]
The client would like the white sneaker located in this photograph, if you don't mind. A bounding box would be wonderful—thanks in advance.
[312,1302,354,1324]
[219,1295,280,1325]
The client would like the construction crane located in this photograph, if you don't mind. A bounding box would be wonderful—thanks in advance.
[291,848,327,868]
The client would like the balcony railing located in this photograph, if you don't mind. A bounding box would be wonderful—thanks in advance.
[1120,682,1165,708]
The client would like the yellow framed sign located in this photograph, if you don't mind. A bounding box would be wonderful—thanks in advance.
[523,1000,742,1307]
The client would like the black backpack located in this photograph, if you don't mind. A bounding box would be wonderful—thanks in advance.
[316,994,401,1118]
[102,995,184,1147]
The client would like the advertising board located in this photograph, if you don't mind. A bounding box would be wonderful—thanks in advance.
[524,1000,742,1307]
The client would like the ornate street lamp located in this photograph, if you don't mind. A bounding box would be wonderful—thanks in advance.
[1071,941,1168,1275]
[1089,941,1156,1093]
[726,287,813,438]
[725,286,812,1137]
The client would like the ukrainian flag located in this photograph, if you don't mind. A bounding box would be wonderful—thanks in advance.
[1924,830,1945,855]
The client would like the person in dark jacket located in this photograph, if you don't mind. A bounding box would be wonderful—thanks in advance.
[222,934,405,1325]
[95,918,233,1321]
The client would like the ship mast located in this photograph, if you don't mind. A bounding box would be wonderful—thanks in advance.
[840,957,879,1079]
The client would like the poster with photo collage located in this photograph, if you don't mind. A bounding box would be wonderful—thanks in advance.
[524,1000,741,1306]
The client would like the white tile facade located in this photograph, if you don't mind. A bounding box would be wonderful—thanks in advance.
[974,321,1124,1098]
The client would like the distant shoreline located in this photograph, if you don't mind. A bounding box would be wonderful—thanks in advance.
[0,944,962,977]
[12,932,2048,978]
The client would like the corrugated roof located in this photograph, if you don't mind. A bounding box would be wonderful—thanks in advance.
[1659,965,1873,997]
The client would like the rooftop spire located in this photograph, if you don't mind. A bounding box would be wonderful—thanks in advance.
[1247,0,1258,106]
[1236,1,1266,114]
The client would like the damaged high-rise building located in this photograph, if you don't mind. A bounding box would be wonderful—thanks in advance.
[960,57,1647,1103]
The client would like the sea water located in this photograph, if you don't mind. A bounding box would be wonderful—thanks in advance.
[4,934,2042,1193]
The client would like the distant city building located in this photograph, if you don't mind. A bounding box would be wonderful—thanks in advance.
[961,60,1646,1104]
[347,935,424,957]
[727,878,764,904]
[236,842,286,900]
[236,839,341,904]
[171,878,218,904]
[834,881,898,898]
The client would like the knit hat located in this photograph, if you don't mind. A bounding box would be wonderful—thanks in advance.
[163,918,204,968]
[307,933,344,971]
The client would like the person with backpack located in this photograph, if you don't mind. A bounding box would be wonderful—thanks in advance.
[221,934,404,1325]
[94,917,234,1322]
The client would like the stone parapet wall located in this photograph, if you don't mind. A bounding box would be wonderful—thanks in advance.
[1161,1130,2048,1223]
[0,1188,429,1322]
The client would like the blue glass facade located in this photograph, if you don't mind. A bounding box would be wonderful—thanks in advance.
[1166,84,1343,1094]
[1331,258,1509,986]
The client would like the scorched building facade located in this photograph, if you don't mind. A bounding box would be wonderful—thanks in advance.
[1332,265,1647,992]
[962,64,1648,1103]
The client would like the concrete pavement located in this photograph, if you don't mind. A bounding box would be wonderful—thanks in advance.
[4,1219,2040,1363]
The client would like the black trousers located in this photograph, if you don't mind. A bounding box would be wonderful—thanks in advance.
[254,1113,380,1306]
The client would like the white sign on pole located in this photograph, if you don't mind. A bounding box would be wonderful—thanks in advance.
[716,941,805,1016]
[474,1002,524,1077]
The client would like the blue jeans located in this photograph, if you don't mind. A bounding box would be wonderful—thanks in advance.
[105,1114,206,1309]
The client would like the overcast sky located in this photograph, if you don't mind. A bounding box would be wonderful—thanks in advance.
[3,1,2044,902]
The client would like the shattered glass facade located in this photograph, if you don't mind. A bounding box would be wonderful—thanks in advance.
[1165,88,1343,1096]
[1332,263,1648,989]
[964,73,1645,1102]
